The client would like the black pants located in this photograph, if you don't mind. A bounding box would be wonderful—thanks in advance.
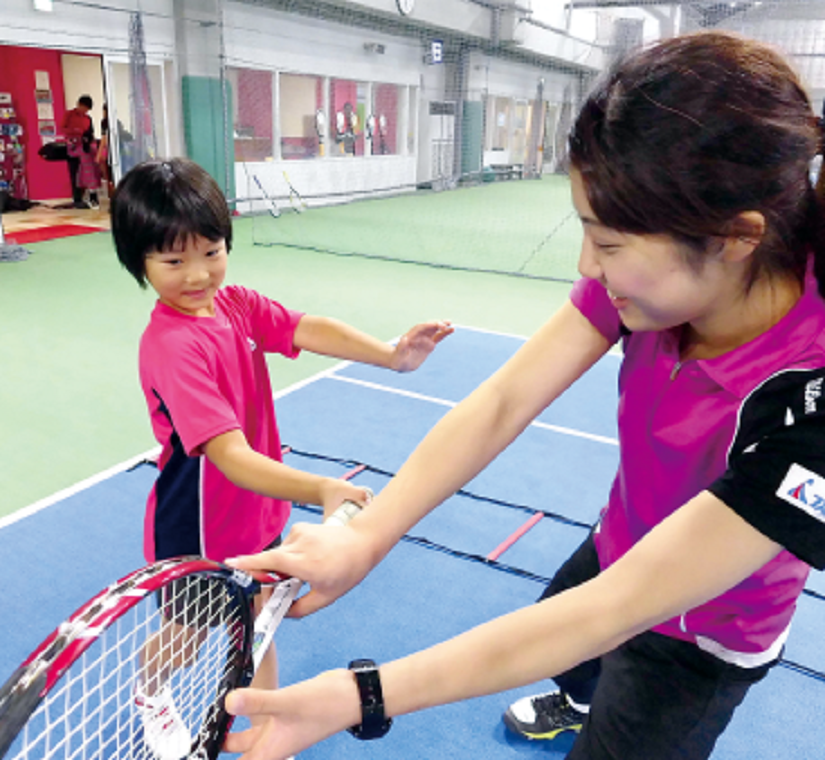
[541,535,774,760]
[67,155,83,203]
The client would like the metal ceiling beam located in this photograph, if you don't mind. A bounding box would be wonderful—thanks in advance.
[563,2,758,28]
[564,1,700,7]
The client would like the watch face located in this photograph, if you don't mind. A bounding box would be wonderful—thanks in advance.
[396,0,414,15]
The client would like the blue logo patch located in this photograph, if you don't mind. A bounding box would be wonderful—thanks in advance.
[777,464,825,522]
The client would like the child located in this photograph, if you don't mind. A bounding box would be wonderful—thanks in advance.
[223,31,825,760]
[109,157,452,759]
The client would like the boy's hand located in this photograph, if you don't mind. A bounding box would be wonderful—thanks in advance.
[391,321,453,372]
[318,478,372,520]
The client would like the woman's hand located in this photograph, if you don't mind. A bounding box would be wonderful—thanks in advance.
[225,670,360,760]
[227,515,378,618]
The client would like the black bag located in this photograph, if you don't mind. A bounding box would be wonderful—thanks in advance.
[38,141,69,161]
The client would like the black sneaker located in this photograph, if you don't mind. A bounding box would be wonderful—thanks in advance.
[503,690,586,740]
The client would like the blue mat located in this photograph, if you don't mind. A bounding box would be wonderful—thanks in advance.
[2,326,824,760]
[276,379,617,525]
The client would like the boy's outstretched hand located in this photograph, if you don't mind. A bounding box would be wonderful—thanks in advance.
[391,320,454,372]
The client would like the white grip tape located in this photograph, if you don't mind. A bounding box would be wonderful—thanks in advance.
[251,487,373,669]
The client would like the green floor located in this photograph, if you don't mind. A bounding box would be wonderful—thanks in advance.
[252,174,582,281]
[0,178,579,519]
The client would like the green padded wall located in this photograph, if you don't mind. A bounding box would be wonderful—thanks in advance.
[461,100,483,176]
[181,75,235,200]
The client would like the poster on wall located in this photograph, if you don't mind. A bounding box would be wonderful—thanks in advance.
[0,93,11,106]
[37,103,54,120]
[35,89,52,104]
[35,71,50,90]
[38,120,56,138]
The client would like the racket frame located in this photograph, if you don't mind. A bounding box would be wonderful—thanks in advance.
[0,499,366,759]
[0,557,277,760]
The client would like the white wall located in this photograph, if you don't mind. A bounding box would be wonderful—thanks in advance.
[468,52,576,103]
[224,4,422,85]
[61,53,105,133]
[0,0,176,58]
[4,0,597,188]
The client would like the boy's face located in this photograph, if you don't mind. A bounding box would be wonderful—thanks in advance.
[144,235,227,317]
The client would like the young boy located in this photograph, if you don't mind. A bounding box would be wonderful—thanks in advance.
[110,157,452,759]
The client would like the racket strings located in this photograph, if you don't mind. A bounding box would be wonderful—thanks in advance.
[6,574,249,760]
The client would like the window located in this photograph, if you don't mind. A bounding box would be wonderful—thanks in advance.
[330,79,366,156]
[511,99,528,165]
[371,83,401,156]
[227,67,274,162]
[486,95,511,152]
[407,86,417,155]
[279,73,323,160]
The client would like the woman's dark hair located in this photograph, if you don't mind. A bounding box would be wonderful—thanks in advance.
[569,31,825,295]
[111,158,233,287]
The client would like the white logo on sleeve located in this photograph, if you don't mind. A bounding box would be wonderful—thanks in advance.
[777,463,825,523]
[805,377,823,414]
[247,337,257,352]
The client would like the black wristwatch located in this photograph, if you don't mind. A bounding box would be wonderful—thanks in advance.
[347,659,393,740]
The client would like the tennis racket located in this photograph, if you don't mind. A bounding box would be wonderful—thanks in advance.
[282,171,307,213]
[0,498,365,760]
[250,171,281,219]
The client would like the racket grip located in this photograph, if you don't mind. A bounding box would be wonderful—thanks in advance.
[324,488,373,527]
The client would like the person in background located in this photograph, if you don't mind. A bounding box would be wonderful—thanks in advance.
[62,94,96,208]
[97,103,114,199]
[222,31,825,760]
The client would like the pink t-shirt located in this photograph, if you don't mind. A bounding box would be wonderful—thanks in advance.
[571,272,825,665]
[139,285,303,562]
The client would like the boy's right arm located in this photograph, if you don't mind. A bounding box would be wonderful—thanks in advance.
[203,430,368,516]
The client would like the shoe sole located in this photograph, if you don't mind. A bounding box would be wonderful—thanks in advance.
[503,712,583,741]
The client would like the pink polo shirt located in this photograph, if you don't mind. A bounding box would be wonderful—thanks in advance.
[139,285,303,562]
[571,271,825,665]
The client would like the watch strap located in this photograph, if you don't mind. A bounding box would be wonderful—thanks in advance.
[347,659,392,740]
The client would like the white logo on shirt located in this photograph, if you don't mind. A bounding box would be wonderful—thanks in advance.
[804,377,823,414]
[776,463,825,523]
[247,337,257,352]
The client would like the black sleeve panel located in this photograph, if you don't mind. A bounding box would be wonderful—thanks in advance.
[708,368,825,570]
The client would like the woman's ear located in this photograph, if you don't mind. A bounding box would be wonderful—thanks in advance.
[722,211,766,262]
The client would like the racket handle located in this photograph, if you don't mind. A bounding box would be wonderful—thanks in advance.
[324,488,373,527]
[251,489,373,670]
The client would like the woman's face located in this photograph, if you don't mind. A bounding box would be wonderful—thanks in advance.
[571,168,736,334]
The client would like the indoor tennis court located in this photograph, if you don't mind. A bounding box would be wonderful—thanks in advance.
[5,2,825,759]
[2,322,825,760]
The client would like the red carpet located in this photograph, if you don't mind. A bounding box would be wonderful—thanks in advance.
[8,224,106,245]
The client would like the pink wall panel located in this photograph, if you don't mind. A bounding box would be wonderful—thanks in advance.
[0,45,76,200]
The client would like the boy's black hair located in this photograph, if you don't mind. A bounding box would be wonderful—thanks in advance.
[111,158,233,287]
[78,95,93,109]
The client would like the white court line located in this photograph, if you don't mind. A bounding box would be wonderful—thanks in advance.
[0,360,354,532]
[327,374,619,447]
[452,322,624,358]
[454,323,530,342]
[0,449,161,531]
[3,324,620,530]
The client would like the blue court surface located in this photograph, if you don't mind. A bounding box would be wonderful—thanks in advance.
[1,326,823,759]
